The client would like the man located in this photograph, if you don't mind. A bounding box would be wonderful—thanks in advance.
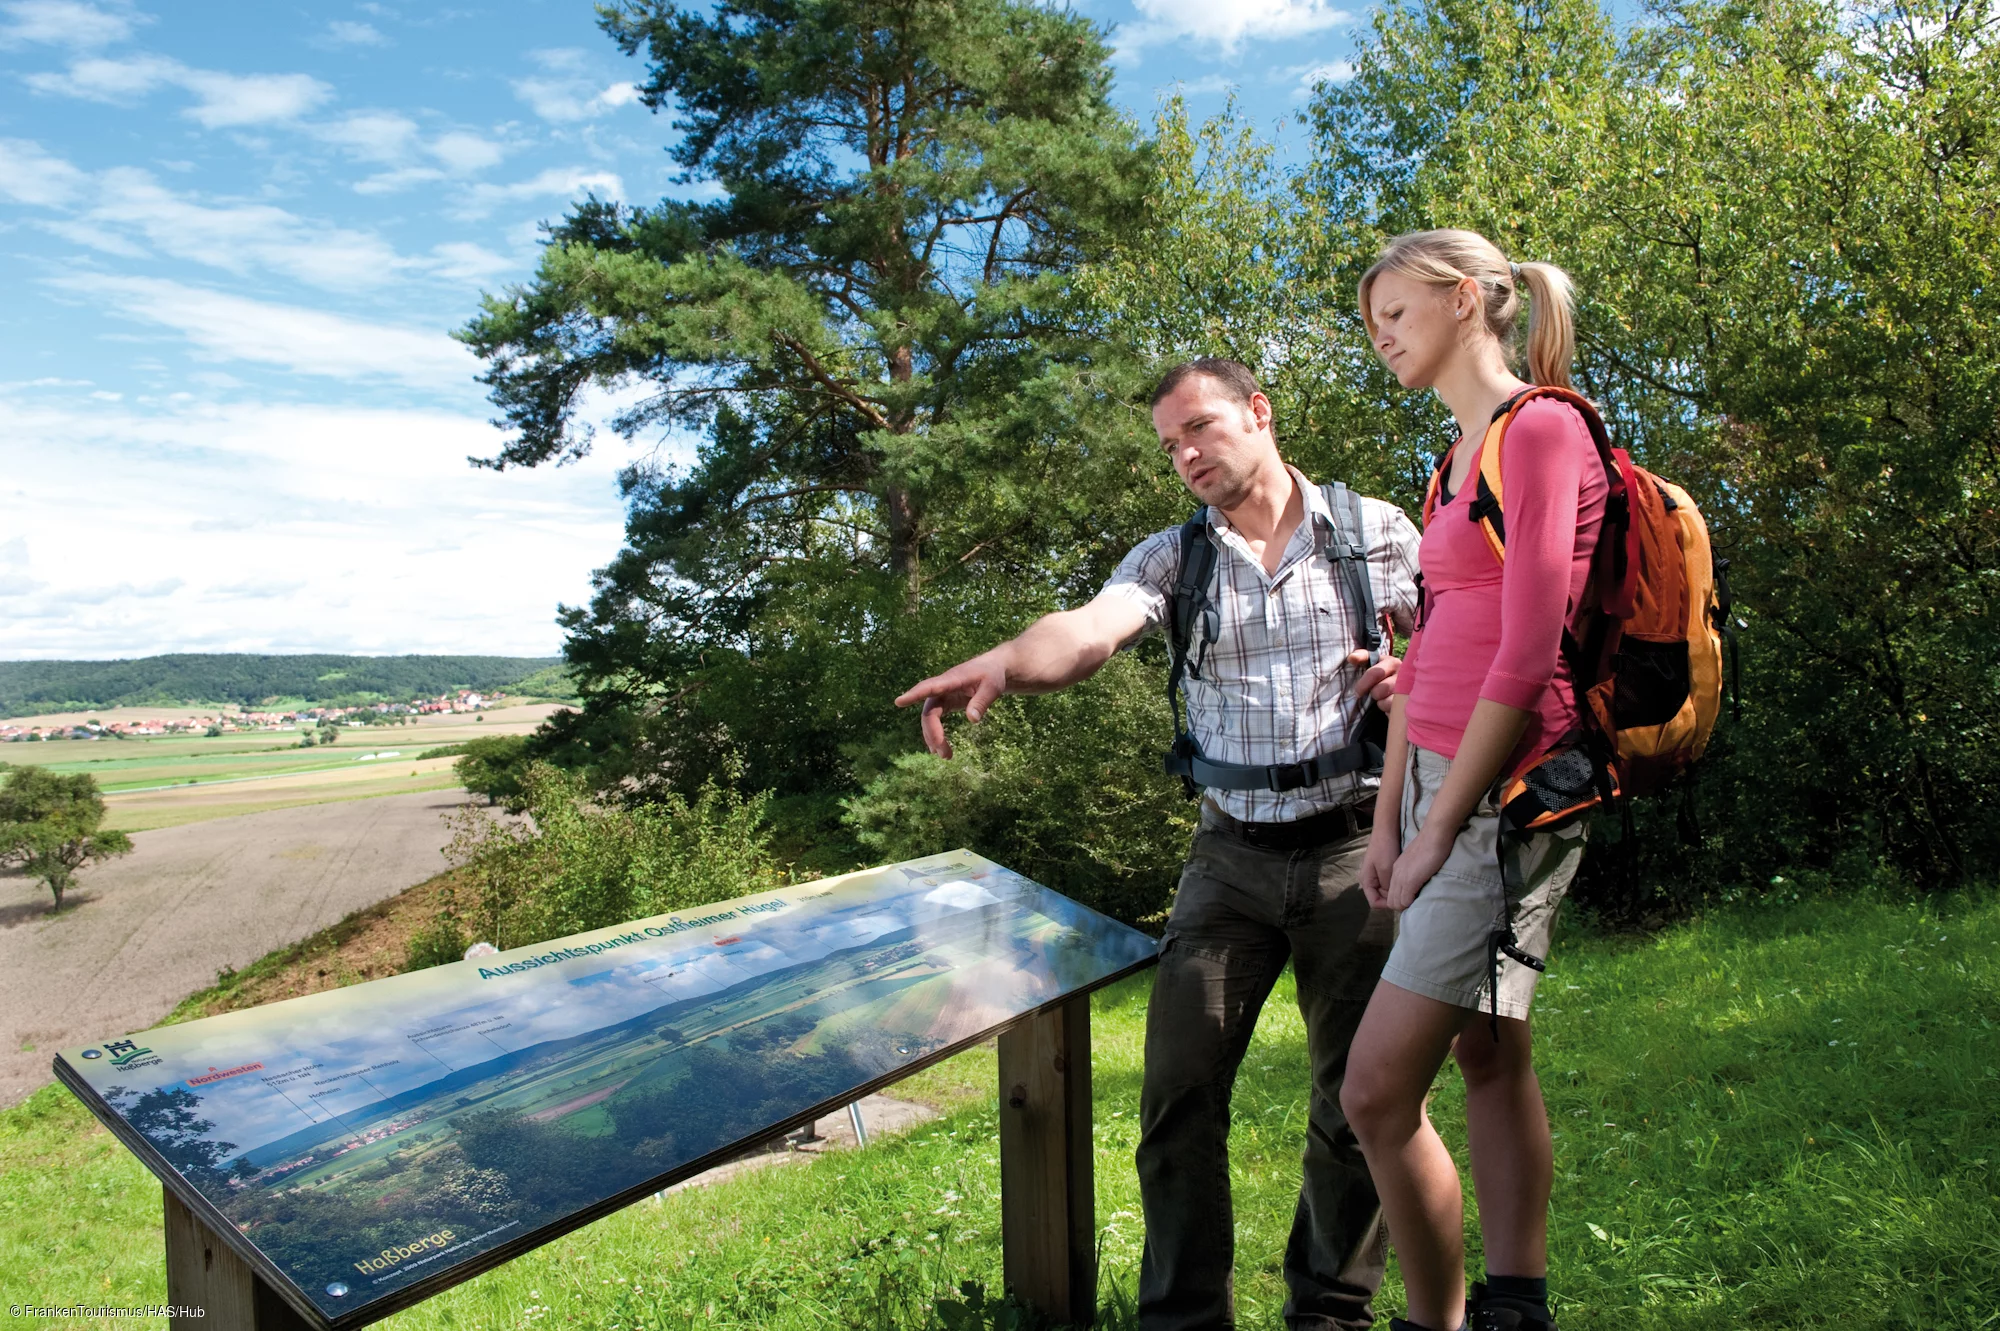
[896,358,1423,1330]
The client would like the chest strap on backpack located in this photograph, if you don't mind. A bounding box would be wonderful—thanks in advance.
[1162,483,1387,797]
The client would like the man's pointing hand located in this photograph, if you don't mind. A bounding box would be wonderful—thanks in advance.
[894,654,1009,760]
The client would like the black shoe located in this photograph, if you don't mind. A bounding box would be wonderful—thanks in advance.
[1466,1281,1557,1331]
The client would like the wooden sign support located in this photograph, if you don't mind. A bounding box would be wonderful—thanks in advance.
[997,993,1095,1326]
[72,853,1152,1331]
[165,1190,312,1330]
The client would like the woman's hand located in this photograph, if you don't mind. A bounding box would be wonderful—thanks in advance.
[1384,829,1451,912]
[1359,829,1402,910]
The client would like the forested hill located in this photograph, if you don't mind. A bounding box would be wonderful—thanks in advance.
[0,655,566,717]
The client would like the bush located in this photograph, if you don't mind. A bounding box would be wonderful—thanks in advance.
[452,735,533,810]
[844,652,1193,927]
[432,761,786,956]
[403,909,470,972]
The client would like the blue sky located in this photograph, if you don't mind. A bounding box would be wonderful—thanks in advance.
[0,0,1363,659]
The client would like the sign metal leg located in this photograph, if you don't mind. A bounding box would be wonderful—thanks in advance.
[164,1188,314,1330]
[997,994,1095,1326]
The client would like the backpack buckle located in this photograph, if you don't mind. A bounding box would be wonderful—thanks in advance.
[1266,760,1311,791]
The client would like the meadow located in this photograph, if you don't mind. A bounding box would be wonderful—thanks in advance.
[2,703,564,832]
[3,888,1994,1329]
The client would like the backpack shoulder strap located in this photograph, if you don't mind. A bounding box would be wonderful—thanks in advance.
[1422,445,1451,530]
[1163,512,1219,796]
[1166,511,1218,680]
[1160,506,1387,794]
[1468,386,1612,565]
[1319,481,1381,654]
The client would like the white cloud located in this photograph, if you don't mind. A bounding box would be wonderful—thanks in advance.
[1120,0,1351,59]
[314,113,508,194]
[0,0,143,48]
[429,130,505,174]
[460,166,623,218]
[426,241,516,284]
[80,166,407,289]
[0,393,631,656]
[323,19,386,47]
[0,136,87,205]
[3,140,500,290]
[52,275,481,388]
[316,110,421,164]
[514,48,642,122]
[1293,59,1355,96]
[26,53,332,127]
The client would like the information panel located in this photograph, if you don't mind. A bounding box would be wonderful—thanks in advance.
[57,851,1158,1329]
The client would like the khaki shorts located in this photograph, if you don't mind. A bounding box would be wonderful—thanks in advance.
[1380,744,1586,1020]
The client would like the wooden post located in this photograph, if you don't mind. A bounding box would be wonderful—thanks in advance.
[164,1189,315,1330]
[997,994,1095,1326]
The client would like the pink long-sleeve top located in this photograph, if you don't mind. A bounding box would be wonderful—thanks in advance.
[1395,396,1608,778]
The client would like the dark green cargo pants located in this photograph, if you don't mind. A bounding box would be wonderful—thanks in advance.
[1136,803,1395,1331]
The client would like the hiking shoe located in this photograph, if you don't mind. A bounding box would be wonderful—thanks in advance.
[1466,1281,1557,1331]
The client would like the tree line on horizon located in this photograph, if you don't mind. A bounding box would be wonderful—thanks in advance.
[0,654,574,719]
[457,0,2000,925]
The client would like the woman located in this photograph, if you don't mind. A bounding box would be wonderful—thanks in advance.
[1339,230,1606,1331]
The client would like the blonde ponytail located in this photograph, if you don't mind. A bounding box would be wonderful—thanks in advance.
[1515,260,1575,389]
[1358,230,1577,388]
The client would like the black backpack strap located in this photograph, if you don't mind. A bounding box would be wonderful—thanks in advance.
[1164,512,1219,798]
[1320,481,1381,654]
[1161,493,1387,795]
[1168,738,1386,792]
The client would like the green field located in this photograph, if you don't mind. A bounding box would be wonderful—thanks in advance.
[0,703,567,832]
[5,888,1996,1328]
[25,731,432,794]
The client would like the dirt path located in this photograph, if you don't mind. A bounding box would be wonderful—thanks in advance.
[0,788,476,1107]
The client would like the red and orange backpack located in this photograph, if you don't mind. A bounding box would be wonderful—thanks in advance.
[1421,386,1735,836]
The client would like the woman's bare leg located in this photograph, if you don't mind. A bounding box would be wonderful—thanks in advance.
[1340,981,1476,1329]
[1453,1016,1551,1278]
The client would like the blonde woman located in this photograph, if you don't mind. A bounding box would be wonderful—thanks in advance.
[1339,230,1606,1331]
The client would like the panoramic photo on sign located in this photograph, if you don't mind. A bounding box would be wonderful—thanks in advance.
[56,851,1158,1327]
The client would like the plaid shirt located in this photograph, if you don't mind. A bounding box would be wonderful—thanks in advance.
[1100,467,1423,824]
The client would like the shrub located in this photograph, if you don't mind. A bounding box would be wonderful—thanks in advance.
[433,761,785,956]
[452,734,533,810]
[844,652,1193,927]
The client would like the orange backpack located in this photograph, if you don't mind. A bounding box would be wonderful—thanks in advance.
[1422,387,1733,834]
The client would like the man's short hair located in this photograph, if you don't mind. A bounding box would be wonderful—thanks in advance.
[1150,357,1263,410]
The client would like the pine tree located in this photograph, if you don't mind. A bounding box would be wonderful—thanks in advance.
[461,0,1153,801]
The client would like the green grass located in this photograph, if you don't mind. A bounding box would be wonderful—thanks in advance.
[4,892,1997,1329]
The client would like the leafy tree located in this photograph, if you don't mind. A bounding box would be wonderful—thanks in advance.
[454,734,534,809]
[461,0,1153,813]
[0,765,133,910]
[1294,0,2000,901]
[103,1085,235,1197]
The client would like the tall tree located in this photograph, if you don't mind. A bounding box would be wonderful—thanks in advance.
[0,765,133,910]
[462,0,1151,807]
[1301,0,2000,893]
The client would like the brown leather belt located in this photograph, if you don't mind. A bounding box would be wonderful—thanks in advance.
[1205,798,1378,851]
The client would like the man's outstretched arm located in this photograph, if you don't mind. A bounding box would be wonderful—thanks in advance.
[894,593,1151,759]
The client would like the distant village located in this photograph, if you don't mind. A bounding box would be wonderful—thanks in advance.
[0,689,506,743]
